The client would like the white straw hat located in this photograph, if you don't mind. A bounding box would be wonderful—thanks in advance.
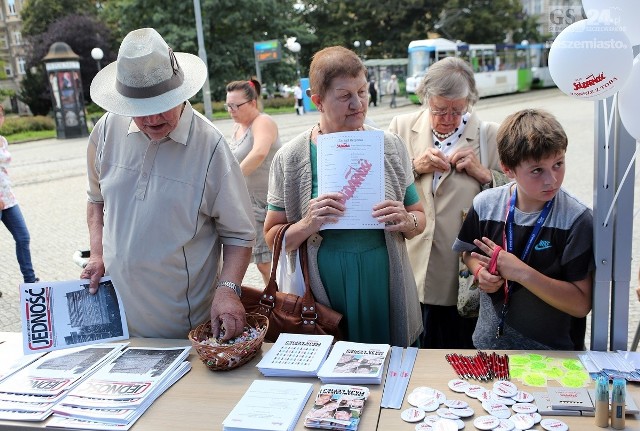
[90,28,207,117]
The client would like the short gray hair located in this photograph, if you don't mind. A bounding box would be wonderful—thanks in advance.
[416,57,479,107]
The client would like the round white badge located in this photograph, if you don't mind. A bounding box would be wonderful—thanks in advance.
[417,397,441,412]
[445,399,469,409]
[511,403,538,414]
[424,414,440,426]
[409,391,432,407]
[465,385,487,399]
[449,406,474,418]
[495,418,515,431]
[433,418,459,431]
[511,391,534,403]
[492,381,518,398]
[402,407,426,423]
[509,413,535,430]
[436,407,460,420]
[493,395,516,406]
[473,415,501,430]
[448,378,471,393]
[540,418,568,431]
[481,401,511,419]
[527,412,541,424]
[478,390,494,402]
[415,422,433,431]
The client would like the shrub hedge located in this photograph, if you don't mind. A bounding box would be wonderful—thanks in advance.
[1,115,55,135]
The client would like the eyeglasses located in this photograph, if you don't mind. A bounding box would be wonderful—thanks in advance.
[223,100,251,111]
[428,103,467,118]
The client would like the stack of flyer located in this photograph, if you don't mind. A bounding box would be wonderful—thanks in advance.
[303,384,370,431]
[317,341,390,385]
[48,346,191,430]
[0,343,126,422]
[222,380,314,431]
[256,333,334,377]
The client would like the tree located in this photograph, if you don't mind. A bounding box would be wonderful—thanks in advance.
[21,0,99,35]
[31,15,113,103]
[101,0,305,101]
[296,0,448,59]
[17,68,51,116]
[435,0,545,44]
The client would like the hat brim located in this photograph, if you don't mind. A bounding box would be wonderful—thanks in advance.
[90,53,207,117]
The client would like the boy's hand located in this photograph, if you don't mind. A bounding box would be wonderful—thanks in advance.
[472,237,528,284]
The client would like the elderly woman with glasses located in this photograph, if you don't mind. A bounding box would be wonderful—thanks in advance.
[388,57,508,349]
[226,79,282,285]
[264,46,424,347]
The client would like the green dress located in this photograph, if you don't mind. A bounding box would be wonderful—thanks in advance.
[270,142,419,344]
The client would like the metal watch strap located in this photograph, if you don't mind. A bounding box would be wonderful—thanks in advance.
[216,280,242,297]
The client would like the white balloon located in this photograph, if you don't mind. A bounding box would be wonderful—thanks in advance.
[618,54,640,141]
[549,19,633,100]
[582,0,640,46]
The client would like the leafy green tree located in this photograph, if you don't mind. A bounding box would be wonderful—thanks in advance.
[101,0,306,101]
[21,0,98,35]
[297,0,448,59]
[17,68,51,116]
[436,0,545,44]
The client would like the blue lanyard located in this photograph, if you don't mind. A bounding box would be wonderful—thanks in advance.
[497,187,554,337]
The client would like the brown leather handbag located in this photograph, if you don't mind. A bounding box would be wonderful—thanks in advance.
[241,223,343,342]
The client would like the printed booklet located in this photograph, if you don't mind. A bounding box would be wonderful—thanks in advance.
[20,277,128,354]
[222,380,314,431]
[317,341,390,384]
[303,384,370,431]
[256,333,334,377]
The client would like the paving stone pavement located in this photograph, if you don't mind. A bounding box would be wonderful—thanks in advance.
[2,90,640,350]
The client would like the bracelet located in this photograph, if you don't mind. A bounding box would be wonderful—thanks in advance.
[473,266,483,283]
[408,212,418,232]
[216,280,242,298]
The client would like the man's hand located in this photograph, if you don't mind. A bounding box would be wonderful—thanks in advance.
[210,286,247,341]
[80,256,105,294]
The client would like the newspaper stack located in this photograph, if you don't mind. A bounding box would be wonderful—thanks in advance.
[0,343,126,422]
[48,346,191,430]
[303,384,370,431]
[317,341,390,385]
[256,333,334,377]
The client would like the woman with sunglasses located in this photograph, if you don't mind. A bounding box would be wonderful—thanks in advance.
[389,57,508,349]
[226,79,282,285]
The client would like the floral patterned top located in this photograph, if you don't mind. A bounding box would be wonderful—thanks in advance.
[0,136,17,209]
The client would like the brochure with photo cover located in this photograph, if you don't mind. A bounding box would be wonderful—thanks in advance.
[317,341,390,384]
[20,277,128,354]
[304,384,370,431]
[256,333,334,377]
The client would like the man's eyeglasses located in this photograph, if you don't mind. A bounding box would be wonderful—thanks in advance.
[429,103,467,118]
[223,100,251,111]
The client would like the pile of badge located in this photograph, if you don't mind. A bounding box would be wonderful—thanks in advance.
[400,380,570,430]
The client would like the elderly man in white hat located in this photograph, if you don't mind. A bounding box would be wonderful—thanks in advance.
[82,28,256,340]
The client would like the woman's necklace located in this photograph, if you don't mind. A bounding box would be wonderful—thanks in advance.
[433,129,455,140]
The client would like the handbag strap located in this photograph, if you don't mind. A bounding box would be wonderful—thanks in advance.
[479,120,488,167]
[262,223,293,297]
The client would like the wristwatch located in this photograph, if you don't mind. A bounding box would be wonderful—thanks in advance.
[216,280,242,298]
[481,179,492,190]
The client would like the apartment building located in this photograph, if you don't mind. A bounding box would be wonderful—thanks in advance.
[0,0,29,114]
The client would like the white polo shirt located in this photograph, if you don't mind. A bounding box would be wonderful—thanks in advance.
[87,102,256,338]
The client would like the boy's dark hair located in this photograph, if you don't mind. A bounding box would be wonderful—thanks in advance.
[497,109,568,170]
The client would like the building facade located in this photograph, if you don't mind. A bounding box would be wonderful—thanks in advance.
[0,0,30,114]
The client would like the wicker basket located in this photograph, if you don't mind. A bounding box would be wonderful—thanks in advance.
[188,313,269,371]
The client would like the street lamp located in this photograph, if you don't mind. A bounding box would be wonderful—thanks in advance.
[353,40,371,59]
[91,47,104,71]
[286,37,301,78]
